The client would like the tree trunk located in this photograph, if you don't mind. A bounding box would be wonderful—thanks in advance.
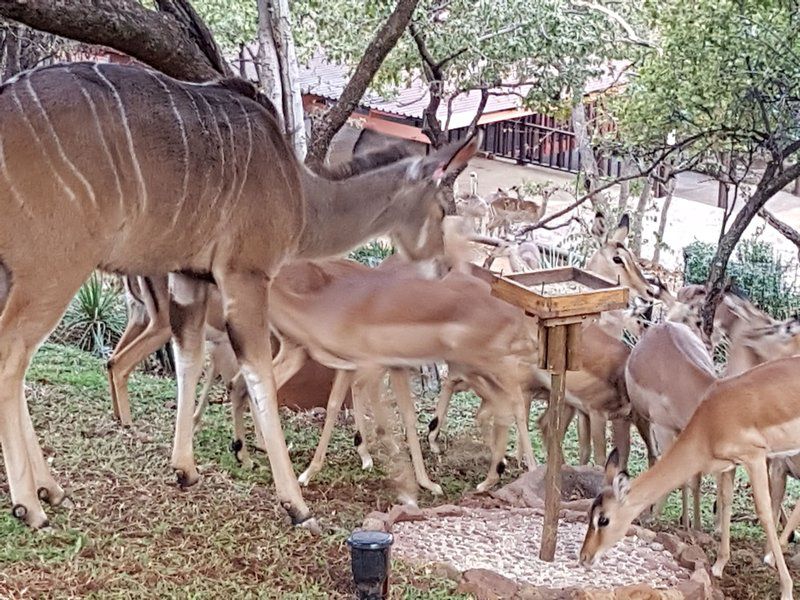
[264,0,306,159]
[630,176,651,256]
[700,160,800,338]
[256,0,284,123]
[0,0,229,82]
[651,179,675,266]
[571,100,602,209]
[617,158,634,210]
[305,0,421,169]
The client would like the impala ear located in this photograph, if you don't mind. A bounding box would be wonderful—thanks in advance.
[413,131,483,183]
[610,214,630,244]
[612,471,631,502]
[604,448,621,484]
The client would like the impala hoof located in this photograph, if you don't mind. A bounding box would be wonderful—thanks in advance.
[175,469,199,489]
[298,469,312,486]
[711,561,726,578]
[37,487,50,503]
[425,483,444,496]
[360,456,374,471]
[58,497,75,510]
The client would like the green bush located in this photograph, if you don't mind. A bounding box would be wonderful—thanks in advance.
[53,272,127,358]
[348,240,394,267]
[683,237,800,319]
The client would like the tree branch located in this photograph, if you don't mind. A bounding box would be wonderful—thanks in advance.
[569,0,653,47]
[760,207,800,250]
[0,0,227,81]
[305,0,420,168]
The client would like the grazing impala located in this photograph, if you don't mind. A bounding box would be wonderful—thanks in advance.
[580,356,800,600]
[0,61,479,528]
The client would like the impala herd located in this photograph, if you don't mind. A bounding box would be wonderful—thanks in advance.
[2,62,800,598]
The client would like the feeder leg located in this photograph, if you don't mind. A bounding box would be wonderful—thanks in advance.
[540,369,566,562]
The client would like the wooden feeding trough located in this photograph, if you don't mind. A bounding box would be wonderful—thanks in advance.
[470,264,629,561]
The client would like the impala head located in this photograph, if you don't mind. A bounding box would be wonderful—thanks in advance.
[586,213,663,303]
[390,132,483,270]
[580,449,637,567]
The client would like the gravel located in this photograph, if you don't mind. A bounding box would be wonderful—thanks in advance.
[392,508,690,590]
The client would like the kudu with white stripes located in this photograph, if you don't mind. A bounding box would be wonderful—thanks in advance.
[0,61,480,529]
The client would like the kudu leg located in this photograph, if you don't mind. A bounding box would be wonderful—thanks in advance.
[0,274,84,527]
[168,278,209,488]
[298,370,355,486]
[217,274,313,527]
[712,468,735,577]
[390,368,443,496]
[747,460,794,600]
[192,352,219,433]
[428,373,457,454]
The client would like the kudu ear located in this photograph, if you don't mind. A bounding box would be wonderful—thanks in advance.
[413,131,483,183]
[610,214,630,244]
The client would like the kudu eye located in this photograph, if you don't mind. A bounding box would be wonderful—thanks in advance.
[612,256,623,265]
[598,515,610,527]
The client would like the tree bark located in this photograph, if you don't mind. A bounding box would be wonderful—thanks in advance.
[264,0,306,159]
[255,0,282,118]
[0,0,228,81]
[306,0,420,168]
[760,208,800,253]
[700,160,800,337]
[630,176,651,256]
[651,178,675,266]
[617,158,634,210]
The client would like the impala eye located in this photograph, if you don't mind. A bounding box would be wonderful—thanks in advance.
[598,515,609,527]
[612,256,623,265]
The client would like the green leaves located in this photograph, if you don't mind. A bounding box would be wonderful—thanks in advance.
[194,0,257,50]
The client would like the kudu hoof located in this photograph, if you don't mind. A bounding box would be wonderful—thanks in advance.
[175,469,200,489]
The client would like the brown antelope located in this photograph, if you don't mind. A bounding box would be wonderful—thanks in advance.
[0,61,479,528]
[455,172,489,234]
[106,143,420,427]
[580,356,800,600]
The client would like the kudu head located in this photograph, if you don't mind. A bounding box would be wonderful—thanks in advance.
[579,449,638,567]
[585,213,663,303]
[385,133,483,273]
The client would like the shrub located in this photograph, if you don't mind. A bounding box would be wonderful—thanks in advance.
[348,240,394,267]
[683,236,800,319]
[53,272,127,358]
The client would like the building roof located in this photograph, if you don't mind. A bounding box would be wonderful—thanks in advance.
[231,46,627,130]
[295,54,628,129]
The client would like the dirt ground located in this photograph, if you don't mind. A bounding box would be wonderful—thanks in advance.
[1,343,799,599]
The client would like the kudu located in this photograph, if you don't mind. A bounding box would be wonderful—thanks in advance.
[0,61,479,528]
[580,356,800,600]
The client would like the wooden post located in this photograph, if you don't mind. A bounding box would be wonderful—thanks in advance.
[540,324,567,561]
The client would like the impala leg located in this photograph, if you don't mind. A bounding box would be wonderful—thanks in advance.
[692,473,702,530]
[577,411,591,465]
[477,412,511,493]
[712,468,734,577]
[107,315,147,425]
[589,411,607,466]
[218,273,314,527]
[193,350,219,432]
[632,409,657,467]
[747,459,795,600]
[168,277,209,489]
[769,458,790,530]
[512,386,536,470]
[390,368,442,496]
[350,378,373,470]
[779,501,800,551]
[428,373,456,454]
[228,375,253,469]
[299,369,354,486]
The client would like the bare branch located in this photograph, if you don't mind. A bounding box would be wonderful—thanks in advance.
[568,0,654,47]
[760,208,800,250]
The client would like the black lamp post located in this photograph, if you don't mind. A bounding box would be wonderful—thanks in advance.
[346,530,394,599]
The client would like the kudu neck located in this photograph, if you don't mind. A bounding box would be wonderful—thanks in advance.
[296,166,410,259]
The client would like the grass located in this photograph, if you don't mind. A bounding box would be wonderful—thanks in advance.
[1,343,799,598]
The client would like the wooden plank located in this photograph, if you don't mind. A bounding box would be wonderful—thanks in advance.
[506,267,575,287]
[540,369,567,561]
[566,322,582,371]
[573,269,618,288]
[546,325,567,374]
